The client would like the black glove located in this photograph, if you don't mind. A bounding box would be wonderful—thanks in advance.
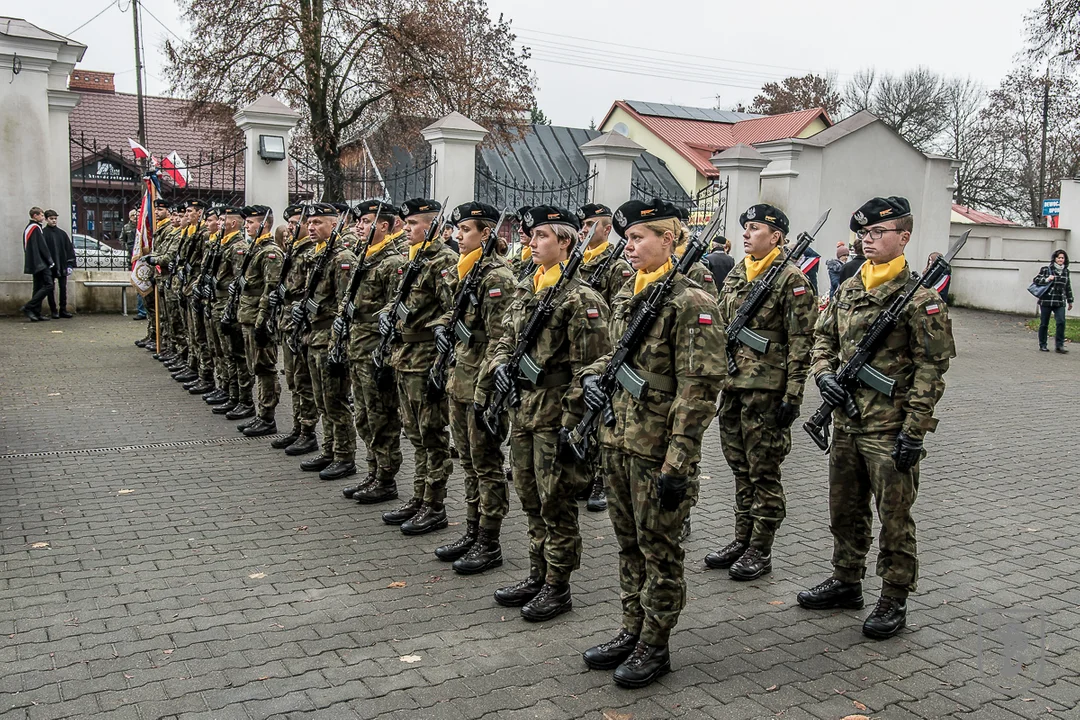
[493,363,514,395]
[434,325,453,355]
[254,324,271,348]
[891,431,923,472]
[581,374,607,411]
[267,288,282,308]
[378,312,394,338]
[144,256,156,266]
[289,302,304,324]
[775,401,799,428]
[557,427,577,464]
[656,473,688,512]
[817,373,849,408]
[228,282,240,299]
[332,317,347,338]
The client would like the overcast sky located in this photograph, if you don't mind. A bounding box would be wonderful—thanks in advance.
[17,0,1036,128]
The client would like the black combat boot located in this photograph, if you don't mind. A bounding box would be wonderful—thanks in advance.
[582,629,639,670]
[236,416,259,431]
[343,472,376,499]
[319,460,357,481]
[299,453,334,472]
[225,403,255,420]
[182,378,202,391]
[493,575,544,607]
[862,596,907,639]
[212,399,238,414]
[382,498,423,525]
[728,546,772,581]
[613,642,671,688]
[243,418,278,437]
[285,430,319,456]
[435,520,478,561]
[796,578,864,610]
[271,427,301,449]
[173,370,198,383]
[188,379,214,395]
[135,338,149,348]
[521,582,572,622]
[452,527,503,575]
[355,477,398,504]
[704,539,748,570]
[586,475,607,512]
[400,503,448,535]
[203,388,227,403]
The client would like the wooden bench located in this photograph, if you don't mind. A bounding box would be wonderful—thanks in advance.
[82,280,132,315]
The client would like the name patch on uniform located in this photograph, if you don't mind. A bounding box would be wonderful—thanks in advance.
[488,288,502,298]
[698,313,713,325]
[926,303,941,315]
[793,286,807,296]
[586,308,600,319]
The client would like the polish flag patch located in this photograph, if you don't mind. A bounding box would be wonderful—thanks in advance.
[793,286,807,296]
[586,308,600,319]
[341,263,351,270]
[397,268,403,274]
[926,304,941,315]
[622,269,632,277]
[698,313,713,325]
[268,253,278,260]
[704,274,713,282]
[488,288,502,298]
[441,268,449,277]
[236,249,245,255]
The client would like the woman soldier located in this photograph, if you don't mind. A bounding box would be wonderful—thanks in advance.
[577,199,725,688]
[486,206,611,622]
[432,202,515,574]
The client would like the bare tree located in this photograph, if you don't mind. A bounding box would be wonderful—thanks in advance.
[164,0,535,201]
[844,67,950,151]
[748,73,842,117]
[1025,0,1080,63]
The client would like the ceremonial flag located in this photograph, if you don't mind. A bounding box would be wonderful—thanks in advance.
[128,138,150,160]
[934,274,950,293]
[130,169,161,297]
[161,151,189,188]
[799,254,820,274]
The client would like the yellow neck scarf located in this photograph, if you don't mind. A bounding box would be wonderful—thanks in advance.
[634,258,673,295]
[220,230,240,245]
[861,254,907,290]
[521,246,532,263]
[155,218,170,231]
[533,263,562,293]
[314,239,328,255]
[744,246,781,282]
[364,231,394,259]
[457,247,483,280]
[408,241,429,261]
[252,232,272,247]
[582,241,609,265]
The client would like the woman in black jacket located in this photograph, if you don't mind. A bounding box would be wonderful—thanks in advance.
[1033,249,1073,353]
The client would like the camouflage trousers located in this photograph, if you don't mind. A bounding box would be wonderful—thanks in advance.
[829,428,920,599]
[242,324,280,421]
[718,389,790,552]
[605,450,697,646]
[143,286,157,342]
[282,342,318,432]
[448,397,509,531]
[168,291,188,358]
[220,319,252,404]
[308,346,354,461]
[207,310,231,392]
[350,358,402,481]
[396,371,451,505]
[188,303,213,380]
[154,288,172,349]
[509,428,589,584]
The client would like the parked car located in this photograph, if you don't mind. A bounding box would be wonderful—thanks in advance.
[73,233,129,270]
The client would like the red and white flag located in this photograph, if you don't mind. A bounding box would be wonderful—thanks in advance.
[130,175,158,296]
[128,138,150,160]
[161,151,189,188]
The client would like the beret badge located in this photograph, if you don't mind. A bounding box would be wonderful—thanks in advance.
[746,206,757,220]
[854,210,868,226]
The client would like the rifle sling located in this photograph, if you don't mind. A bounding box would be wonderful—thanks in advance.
[518,370,573,390]
[401,330,435,343]
[622,364,677,395]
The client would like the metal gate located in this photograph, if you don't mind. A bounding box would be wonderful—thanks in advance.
[630,176,729,234]
[288,150,435,206]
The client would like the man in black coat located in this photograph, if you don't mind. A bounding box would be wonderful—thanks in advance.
[21,207,55,322]
[703,236,734,291]
[44,209,77,318]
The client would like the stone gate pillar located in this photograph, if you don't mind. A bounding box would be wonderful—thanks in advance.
[421,112,488,211]
[234,95,300,217]
[580,132,644,211]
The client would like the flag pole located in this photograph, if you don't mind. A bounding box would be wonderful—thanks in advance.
[154,283,160,350]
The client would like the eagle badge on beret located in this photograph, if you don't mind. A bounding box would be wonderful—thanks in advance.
[524,211,535,226]
[400,203,409,216]
[854,210,868,226]
[613,210,626,228]
[746,206,757,220]
[452,207,462,222]
[575,208,585,220]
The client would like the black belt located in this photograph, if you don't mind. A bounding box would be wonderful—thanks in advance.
[401,330,435,343]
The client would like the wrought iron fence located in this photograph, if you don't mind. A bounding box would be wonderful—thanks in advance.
[631,176,729,234]
[474,165,596,214]
[288,150,435,207]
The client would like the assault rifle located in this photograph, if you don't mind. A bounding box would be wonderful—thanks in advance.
[565,210,724,459]
[371,198,450,389]
[584,236,628,292]
[427,207,511,398]
[802,230,969,452]
[286,211,348,354]
[265,208,307,337]
[220,209,271,328]
[481,221,598,440]
[326,202,385,373]
[724,209,830,376]
[516,257,537,283]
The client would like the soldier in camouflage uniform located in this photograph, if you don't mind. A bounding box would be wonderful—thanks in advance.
[209,207,253,417]
[508,205,535,281]
[579,199,726,688]
[180,201,215,394]
[270,204,320,456]
[166,205,195,379]
[430,202,514,574]
[798,196,954,640]
[577,203,634,513]
[232,206,282,437]
[485,205,611,622]
[705,204,818,581]
[339,201,406,503]
[296,204,358,480]
[674,207,719,302]
[376,198,458,535]
[148,205,183,360]
[138,199,172,352]
[197,206,228,402]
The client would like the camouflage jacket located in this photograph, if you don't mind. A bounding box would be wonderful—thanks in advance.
[171,225,198,294]
[238,235,283,327]
[340,234,406,358]
[279,234,318,334]
[720,256,819,404]
[584,275,726,476]
[381,240,458,373]
[581,242,633,307]
[487,274,611,432]
[154,225,180,280]
[305,243,357,349]
[181,225,211,296]
[810,261,955,439]
[442,254,515,406]
[211,231,248,316]
[685,258,719,301]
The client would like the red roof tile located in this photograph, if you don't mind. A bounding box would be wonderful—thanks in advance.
[951,204,1019,226]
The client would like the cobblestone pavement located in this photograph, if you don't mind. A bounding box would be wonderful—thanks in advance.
[1,308,1077,720]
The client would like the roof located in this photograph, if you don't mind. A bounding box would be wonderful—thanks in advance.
[604,100,831,178]
[0,17,84,48]
[951,204,1019,226]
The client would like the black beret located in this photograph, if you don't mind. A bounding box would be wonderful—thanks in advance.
[452,201,500,226]
[674,206,690,223]
[739,204,789,235]
[329,202,353,218]
[240,205,271,219]
[154,198,169,209]
[850,196,911,232]
[305,202,338,218]
[399,198,441,219]
[577,203,612,221]
[522,205,581,232]
[353,199,381,217]
[516,205,532,219]
[203,205,221,218]
[284,203,306,219]
[218,205,242,217]
[612,198,679,237]
[170,203,186,213]
[186,199,208,210]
